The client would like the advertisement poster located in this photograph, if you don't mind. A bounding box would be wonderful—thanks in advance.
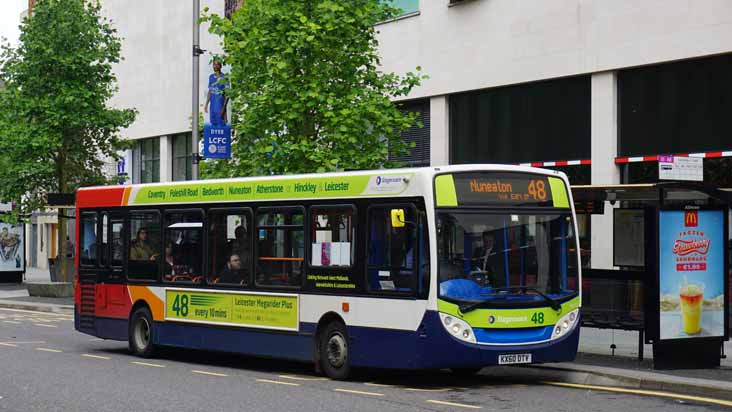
[165,290,298,331]
[0,223,23,272]
[659,210,725,340]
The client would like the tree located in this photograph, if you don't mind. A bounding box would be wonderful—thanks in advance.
[202,0,425,177]
[0,0,136,282]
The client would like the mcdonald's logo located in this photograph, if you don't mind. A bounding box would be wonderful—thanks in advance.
[685,210,698,227]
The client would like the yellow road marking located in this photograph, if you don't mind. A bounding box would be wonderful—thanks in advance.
[0,342,17,347]
[2,321,20,324]
[257,379,301,387]
[364,382,398,388]
[279,374,328,381]
[544,381,732,408]
[426,400,482,409]
[192,370,228,377]
[334,389,384,397]
[131,361,166,368]
[33,323,57,328]
[405,387,452,392]
[82,354,111,360]
[35,348,62,353]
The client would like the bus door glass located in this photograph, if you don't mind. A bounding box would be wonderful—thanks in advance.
[367,205,419,294]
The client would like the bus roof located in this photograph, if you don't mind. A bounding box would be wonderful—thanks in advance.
[76,164,569,209]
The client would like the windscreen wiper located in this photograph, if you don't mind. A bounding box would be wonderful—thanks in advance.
[490,286,562,311]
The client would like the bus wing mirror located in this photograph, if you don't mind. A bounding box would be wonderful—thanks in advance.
[390,209,406,228]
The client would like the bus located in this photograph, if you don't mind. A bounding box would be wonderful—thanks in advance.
[74,165,581,379]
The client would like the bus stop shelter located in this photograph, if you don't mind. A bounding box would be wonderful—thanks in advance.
[572,182,730,369]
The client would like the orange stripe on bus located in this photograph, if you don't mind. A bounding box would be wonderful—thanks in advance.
[127,286,165,321]
[122,187,132,206]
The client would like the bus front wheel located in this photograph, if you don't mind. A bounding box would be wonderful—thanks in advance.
[319,321,351,380]
[129,306,155,357]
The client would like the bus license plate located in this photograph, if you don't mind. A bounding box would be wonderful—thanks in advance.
[498,353,532,365]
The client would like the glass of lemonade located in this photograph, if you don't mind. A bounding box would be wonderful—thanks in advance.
[679,283,704,335]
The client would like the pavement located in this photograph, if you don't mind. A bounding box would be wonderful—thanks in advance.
[1,267,731,401]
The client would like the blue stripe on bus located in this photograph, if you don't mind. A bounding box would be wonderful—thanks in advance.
[473,325,554,344]
[75,309,580,369]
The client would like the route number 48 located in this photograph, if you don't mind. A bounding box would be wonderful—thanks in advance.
[172,294,189,316]
[531,312,544,324]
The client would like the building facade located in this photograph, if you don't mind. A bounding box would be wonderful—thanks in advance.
[102,0,225,184]
[375,0,732,268]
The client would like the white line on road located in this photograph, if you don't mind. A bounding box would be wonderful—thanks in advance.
[191,370,228,377]
[334,389,384,397]
[0,341,44,344]
[35,348,62,353]
[256,379,301,387]
[426,400,482,409]
[82,354,111,360]
[2,321,20,324]
[33,323,57,328]
[131,361,166,368]
[0,343,17,347]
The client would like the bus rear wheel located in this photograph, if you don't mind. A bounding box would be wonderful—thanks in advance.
[129,306,155,357]
[319,321,351,380]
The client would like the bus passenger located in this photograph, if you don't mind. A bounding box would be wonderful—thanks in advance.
[219,254,244,284]
[130,227,158,261]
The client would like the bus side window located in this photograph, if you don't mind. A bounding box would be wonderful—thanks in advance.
[256,208,304,288]
[100,213,108,267]
[79,212,97,267]
[367,206,417,293]
[207,209,252,286]
[309,206,355,268]
[164,210,204,284]
[128,211,160,281]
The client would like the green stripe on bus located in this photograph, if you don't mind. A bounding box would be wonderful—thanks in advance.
[434,175,458,207]
[437,296,580,329]
[548,177,569,208]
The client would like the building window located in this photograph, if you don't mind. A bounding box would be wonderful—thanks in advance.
[225,0,243,19]
[172,133,192,181]
[384,0,419,16]
[135,137,160,184]
[450,76,591,165]
[619,54,732,157]
[390,99,430,167]
[256,208,304,288]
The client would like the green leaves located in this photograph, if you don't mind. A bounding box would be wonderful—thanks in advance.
[201,0,423,178]
[0,0,136,214]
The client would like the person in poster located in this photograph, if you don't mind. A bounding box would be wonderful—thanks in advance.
[659,210,725,339]
[204,60,228,126]
[0,224,22,270]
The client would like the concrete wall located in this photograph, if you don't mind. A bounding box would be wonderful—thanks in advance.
[377,0,732,100]
[102,0,224,141]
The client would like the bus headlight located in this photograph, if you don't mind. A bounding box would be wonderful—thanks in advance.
[551,309,579,341]
[439,313,476,343]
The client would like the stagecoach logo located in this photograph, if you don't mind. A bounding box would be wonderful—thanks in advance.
[488,315,496,324]
[364,174,410,194]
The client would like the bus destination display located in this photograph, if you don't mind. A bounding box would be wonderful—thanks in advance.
[452,173,555,206]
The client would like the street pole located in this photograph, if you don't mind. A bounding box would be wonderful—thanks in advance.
[191,0,201,180]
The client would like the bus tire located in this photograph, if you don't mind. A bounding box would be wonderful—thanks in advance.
[319,321,351,380]
[129,306,155,357]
